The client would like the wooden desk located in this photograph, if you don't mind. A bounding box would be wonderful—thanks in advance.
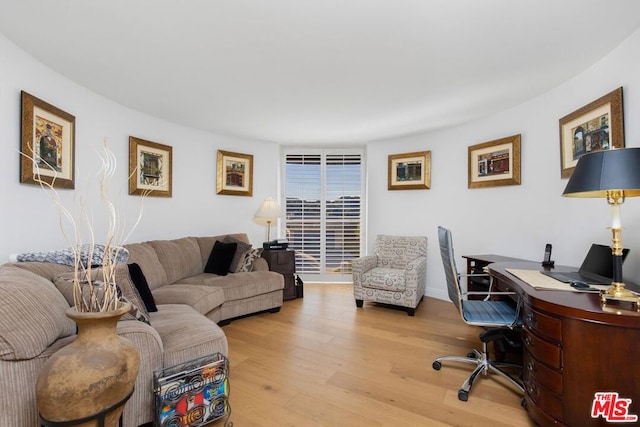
[489,261,640,427]
[462,254,529,297]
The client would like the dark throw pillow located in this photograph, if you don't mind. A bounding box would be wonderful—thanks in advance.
[128,263,157,312]
[204,241,237,276]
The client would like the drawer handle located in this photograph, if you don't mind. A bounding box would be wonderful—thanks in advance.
[524,335,533,347]
[527,362,536,373]
[527,383,539,399]
[525,313,537,328]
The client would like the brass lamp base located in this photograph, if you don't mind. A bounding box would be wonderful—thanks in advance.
[600,282,640,309]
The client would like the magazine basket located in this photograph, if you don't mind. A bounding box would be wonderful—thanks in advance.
[153,353,232,427]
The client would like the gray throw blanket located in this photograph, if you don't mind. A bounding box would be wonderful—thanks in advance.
[9,244,129,267]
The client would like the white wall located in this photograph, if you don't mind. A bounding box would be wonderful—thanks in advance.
[366,28,640,301]
[4,28,640,302]
[0,33,280,262]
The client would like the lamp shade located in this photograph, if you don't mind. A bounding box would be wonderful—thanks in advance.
[255,197,283,220]
[562,148,640,198]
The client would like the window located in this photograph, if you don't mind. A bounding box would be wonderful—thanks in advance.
[283,148,365,282]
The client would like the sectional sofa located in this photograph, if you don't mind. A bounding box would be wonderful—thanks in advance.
[0,233,284,427]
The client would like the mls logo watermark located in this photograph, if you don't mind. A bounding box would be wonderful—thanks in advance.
[592,392,638,422]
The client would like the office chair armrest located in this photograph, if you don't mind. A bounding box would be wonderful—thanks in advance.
[465,291,516,297]
[459,272,492,285]
[459,272,494,297]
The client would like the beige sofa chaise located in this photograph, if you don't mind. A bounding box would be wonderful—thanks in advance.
[0,233,283,427]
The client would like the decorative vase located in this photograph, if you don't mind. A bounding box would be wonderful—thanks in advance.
[36,302,140,427]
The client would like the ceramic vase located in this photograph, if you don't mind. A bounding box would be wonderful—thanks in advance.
[36,302,140,427]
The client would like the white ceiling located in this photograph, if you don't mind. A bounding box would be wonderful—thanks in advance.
[2,1,640,144]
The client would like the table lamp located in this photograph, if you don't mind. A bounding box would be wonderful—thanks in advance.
[254,197,283,243]
[562,147,640,305]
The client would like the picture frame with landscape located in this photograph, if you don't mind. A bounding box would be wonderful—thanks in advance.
[128,136,173,197]
[20,91,76,189]
[559,87,624,178]
[387,151,431,190]
[216,150,253,196]
[468,134,521,189]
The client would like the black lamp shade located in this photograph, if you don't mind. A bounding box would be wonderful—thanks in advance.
[562,148,640,198]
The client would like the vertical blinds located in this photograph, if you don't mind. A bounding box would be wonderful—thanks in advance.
[285,151,363,278]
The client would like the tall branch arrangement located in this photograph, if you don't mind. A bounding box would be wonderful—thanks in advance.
[23,139,149,312]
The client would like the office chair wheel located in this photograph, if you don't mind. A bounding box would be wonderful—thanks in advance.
[467,352,476,358]
[521,397,527,409]
[432,361,442,370]
[458,389,469,401]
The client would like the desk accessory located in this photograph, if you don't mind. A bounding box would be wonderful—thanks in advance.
[541,243,554,267]
[563,147,640,307]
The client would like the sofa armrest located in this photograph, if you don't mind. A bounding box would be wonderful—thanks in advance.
[252,257,269,271]
[117,320,164,427]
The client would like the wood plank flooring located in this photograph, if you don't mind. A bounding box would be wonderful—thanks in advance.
[218,284,535,427]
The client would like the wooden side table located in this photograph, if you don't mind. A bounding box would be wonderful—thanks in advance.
[261,249,297,301]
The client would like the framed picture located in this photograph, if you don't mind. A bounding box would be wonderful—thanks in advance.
[216,150,253,196]
[468,134,521,189]
[20,91,75,189]
[559,87,624,178]
[128,136,172,197]
[388,151,431,190]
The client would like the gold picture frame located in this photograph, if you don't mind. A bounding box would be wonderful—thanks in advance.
[216,150,253,196]
[559,87,624,178]
[387,151,431,190]
[468,134,521,189]
[128,136,172,197]
[20,91,75,189]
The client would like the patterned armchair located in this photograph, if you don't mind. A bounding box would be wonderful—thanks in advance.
[352,235,427,316]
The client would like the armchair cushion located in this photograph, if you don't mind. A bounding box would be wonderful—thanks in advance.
[375,235,428,269]
[361,267,406,292]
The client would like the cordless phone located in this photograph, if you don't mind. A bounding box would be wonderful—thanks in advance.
[542,243,554,267]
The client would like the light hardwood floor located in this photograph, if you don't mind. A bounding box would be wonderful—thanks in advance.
[219,284,535,427]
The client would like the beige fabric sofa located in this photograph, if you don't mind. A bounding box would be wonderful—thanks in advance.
[0,233,283,427]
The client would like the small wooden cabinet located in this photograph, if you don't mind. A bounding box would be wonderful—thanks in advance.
[261,249,297,301]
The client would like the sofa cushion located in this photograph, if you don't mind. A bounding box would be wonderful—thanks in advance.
[151,284,225,316]
[148,237,203,284]
[0,266,75,360]
[223,236,253,273]
[204,241,237,276]
[53,264,151,324]
[178,271,283,302]
[8,261,73,281]
[150,304,228,367]
[124,242,169,290]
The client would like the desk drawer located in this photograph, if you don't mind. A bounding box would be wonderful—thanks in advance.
[523,304,562,343]
[523,328,562,369]
[524,352,562,395]
[524,377,563,422]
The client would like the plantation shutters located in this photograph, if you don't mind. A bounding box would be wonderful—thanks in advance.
[283,149,364,282]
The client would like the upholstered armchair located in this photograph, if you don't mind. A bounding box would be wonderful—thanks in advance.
[352,235,427,316]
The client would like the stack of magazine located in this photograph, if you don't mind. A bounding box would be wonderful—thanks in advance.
[153,353,230,427]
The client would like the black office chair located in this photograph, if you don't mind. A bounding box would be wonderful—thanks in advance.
[432,226,524,402]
